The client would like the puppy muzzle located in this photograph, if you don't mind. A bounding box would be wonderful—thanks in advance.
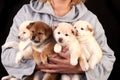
[31,36,40,43]
[58,38,63,43]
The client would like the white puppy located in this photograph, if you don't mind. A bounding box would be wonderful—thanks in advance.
[53,22,89,80]
[73,20,103,70]
[3,20,33,64]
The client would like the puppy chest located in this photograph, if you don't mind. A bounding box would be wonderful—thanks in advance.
[33,45,48,53]
[19,41,31,50]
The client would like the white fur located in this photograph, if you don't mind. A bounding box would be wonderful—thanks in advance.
[61,74,80,80]
[53,22,88,80]
[3,21,33,64]
[54,43,62,53]
[54,23,80,66]
[73,20,103,70]
[16,21,34,63]
[1,75,19,80]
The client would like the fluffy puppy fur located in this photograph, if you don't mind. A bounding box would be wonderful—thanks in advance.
[1,21,34,80]
[53,22,88,80]
[73,20,103,70]
[3,20,33,64]
[27,21,59,80]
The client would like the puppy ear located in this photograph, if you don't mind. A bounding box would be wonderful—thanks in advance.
[87,25,94,34]
[26,22,35,29]
[52,24,58,30]
[44,25,53,37]
[71,29,77,36]
[71,22,75,26]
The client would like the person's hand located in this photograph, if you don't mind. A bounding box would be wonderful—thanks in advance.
[36,52,84,74]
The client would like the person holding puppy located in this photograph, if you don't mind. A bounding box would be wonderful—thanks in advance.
[1,0,115,80]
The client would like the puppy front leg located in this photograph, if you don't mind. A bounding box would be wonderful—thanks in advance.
[39,53,48,64]
[33,51,42,65]
[61,74,71,80]
[54,43,62,53]
[79,54,89,71]
[15,51,24,64]
[88,52,102,70]
[33,71,44,80]
[71,74,80,80]
[70,52,79,66]
[43,73,59,80]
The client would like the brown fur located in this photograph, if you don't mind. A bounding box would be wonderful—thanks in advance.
[27,21,59,80]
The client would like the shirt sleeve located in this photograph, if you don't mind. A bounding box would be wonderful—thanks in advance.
[85,15,116,80]
[1,5,36,79]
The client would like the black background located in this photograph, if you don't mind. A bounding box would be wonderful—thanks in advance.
[0,0,120,79]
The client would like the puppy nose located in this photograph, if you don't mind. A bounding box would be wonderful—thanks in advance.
[18,36,20,39]
[58,38,63,43]
[31,36,35,40]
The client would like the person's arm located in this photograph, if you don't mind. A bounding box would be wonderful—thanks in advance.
[1,5,36,79]
[85,15,116,80]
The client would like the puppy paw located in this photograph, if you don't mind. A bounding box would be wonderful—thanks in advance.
[89,63,95,70]
[80,61,89,71]
[41,58,47,64]
[70,58,78,66]
[54,44,62,53]
[15,52,23,64]
[72,74,80,80]
[40,55,48,64]
[61,74,70,80]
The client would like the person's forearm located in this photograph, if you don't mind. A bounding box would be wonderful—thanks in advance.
[1,47,36,79]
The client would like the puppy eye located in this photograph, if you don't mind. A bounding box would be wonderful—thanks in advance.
[65,34,68,36]
[58,32,60,34]
[81,28,84,30]
[32,31,34,33]
[74,26,76,29]
[38,32,43,35]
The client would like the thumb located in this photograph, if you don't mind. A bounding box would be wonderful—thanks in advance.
[62,46,69,53]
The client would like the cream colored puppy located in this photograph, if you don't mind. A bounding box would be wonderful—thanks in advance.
[15,20,33,63]
[73,20,103,70]
[3,20,33,64]
[53,22,89,80]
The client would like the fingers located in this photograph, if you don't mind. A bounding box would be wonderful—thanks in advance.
[62,46,69,53]
[41,69,58,73]
[38,63,71,70]
[38,64,58,69]
[49,57,70,64]
[58,52,70,59]
[41,68,68,73]
[40,64,81,73]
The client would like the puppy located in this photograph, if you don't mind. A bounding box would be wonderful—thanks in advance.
[53,22,88,80]
[73,20,103,70]
[3,20,33,64]
[27,21,59,80]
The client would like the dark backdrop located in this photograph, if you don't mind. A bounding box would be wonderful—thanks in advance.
[0,0,120,79]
